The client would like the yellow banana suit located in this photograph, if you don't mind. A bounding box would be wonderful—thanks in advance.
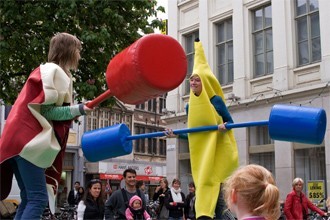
[187,41,238,218]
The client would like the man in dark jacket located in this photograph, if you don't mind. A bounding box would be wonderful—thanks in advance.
[104,168,146,220]
[68,181,80,206]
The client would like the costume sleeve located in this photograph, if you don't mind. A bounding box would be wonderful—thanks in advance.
[40,104,86,121]
[284,193,294,219]
[210,95,234,123]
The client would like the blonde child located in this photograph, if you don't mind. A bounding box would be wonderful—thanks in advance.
[223,164,281,220]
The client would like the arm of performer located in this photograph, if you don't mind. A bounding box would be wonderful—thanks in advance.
[40,103,92,121]
[164,95,234,137]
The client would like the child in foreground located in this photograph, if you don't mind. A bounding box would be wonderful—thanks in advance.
[223,164,281,220]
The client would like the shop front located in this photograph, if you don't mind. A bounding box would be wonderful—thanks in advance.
[85,161,166,202]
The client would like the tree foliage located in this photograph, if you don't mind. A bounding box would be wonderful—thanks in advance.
[0,0,165,105]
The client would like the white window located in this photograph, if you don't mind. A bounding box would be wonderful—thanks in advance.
[134,126,145,153]
[250,152,275,175]
[183,31,199,95]
[87,110,99,131]
[100,110,110,128]
[295,0,321,66]
[294,147,326,194]
[216,18,234,85]
[249,126,275,176]
[252,5,273,77]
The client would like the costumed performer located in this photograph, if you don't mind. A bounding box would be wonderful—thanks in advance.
[167,39,238,219]
[0,32,92,219]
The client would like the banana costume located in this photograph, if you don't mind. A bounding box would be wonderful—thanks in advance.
[187,41,238,218]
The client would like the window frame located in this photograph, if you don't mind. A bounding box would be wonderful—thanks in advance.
[252,4,274,78]
[183,31,199,95]
[295,0,321,66]
[215,18,234,85]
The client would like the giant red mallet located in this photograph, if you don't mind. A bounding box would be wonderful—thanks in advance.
[82,104,327,162]
[86,34,187,107]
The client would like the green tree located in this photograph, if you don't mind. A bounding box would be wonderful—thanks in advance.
[0,0,165,105]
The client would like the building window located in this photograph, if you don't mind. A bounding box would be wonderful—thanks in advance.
[135,103,145,111]
[248,125,275,175]
[249,126,274,145]
[294,147,325,194]
[249,152,275,174]
[100,110,110,128]
[159,139,166,156]
[159,94,167,114]
[183,31,199,95]
[216,18,234,85]
[295,0,321,66]
[63,153,74,169]
[87,110,99,131]
[135,126,145,153]
[252,5,273,77]
[148,99,157,112]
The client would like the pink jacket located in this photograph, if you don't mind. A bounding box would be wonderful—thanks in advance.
[284,190,326,220]
[125,195,151,220]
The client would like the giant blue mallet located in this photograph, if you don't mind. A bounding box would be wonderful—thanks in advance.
[82,104,327,162]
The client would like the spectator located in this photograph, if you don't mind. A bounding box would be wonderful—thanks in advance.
[223,164,281,220]
[58,187,68,207]
[68,181,81,206]
[136,180,149,204]
[164,178,185,220]
[284,177,327,220]
[104,168,146,219]
[184,182,196,220]
[76,187,85,204]
[77,179,104,220]
[153,178,169,219]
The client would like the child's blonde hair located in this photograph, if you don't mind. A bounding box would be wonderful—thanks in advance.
[224,164,280,220]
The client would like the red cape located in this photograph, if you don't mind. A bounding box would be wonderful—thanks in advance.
[0,66,71,200]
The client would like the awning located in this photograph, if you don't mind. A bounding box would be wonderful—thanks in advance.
[100,173,163,181]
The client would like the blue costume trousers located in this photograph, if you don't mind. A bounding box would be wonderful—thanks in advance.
[10,156,48,220]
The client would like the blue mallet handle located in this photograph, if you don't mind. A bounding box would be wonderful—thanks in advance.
[126,120,269,141]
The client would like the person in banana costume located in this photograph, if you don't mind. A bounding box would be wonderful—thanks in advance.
[178,39,239,219]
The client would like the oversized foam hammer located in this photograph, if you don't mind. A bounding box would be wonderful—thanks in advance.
[82,104,327,162]
[86,33,187,107]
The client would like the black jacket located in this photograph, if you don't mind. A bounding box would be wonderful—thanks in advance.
[83,198,105,219]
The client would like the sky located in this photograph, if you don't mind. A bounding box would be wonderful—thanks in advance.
[157,0,168,20]
[153,0,168,33]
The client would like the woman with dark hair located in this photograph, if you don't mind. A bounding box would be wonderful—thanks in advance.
[153,178,170,218]
[76,186,85,204]
[77,179,105,220]
[184,182,196,220]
